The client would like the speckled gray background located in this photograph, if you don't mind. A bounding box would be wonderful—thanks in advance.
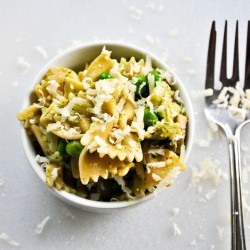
[1,0,250,249]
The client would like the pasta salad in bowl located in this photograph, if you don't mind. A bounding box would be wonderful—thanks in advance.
[17,42,194,212]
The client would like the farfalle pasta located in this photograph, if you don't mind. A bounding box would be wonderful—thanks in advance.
[17,47,188,201]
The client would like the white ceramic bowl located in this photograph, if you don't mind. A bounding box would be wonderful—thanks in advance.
[20,41,194,213]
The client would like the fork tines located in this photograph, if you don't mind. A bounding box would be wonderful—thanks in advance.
[220,21,239,87]
[206,20,250,91]
[244,21,250,90]
[205,21,216,90]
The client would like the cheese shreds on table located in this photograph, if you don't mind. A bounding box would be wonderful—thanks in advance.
[0,173,3,186]
[35,216,50,234]
[0,233,20,247]
[17,47,188,201]
[128,6,143,20]
[205,189,217,201]
[189,240,197,246]
[191,157,228,188]
[242,189,250,213]
[167,28,179,37]
[173,223,182,236]
[171,207,180,216]
[195,138,210,148]
[12,81,20,88]
[17,57,31,75]
[216,226,224,241]
[198,234,206,241]
[62,207,75,219]
[34,46,48,59]
[191,88,213,99]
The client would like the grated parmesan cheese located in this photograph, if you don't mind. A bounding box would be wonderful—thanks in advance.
[0,233,20,247]
[212,85,250,121]
[12,81,19,88]
[95,136,109,155]
[189,240,197,246]
[17,57,31,75]
[191,88,213,99]
[152,173,162,181]
[148,148,165,156]
[228,106,247,121]
[145,34,160,46]
[109,126,131,144]
[191,157,228,188]
[147,72,155,95]
[242,189,250,212]
[62,207,75,219]
[208,121,219,133]
[195,139,210,148]
[142,55,152,75]
[56,97,85,117]
[242,167,250,184]
[34,46,48,59]
[36,155,49,168]
[0,173,3,186]
[129,6,143,20]
[46,80,60,98]
[243,155,250,168]
[183,56,192,63]
[51,168,60,181]
[35,216,50,234]
[213,87,229,104]
[145,2,164,11]
[167,28,179,37]
[157,167,181,189]
[145,2,156,10]
[171,207,180,216]
[146,161,166,168]
[216,225,224,241]
[116,97,126,113]
[47,121,62,132]
[205,189,217,200]
[131,104,145,140]
[198,234,206,241]
[114,176,133,199]
[173,222,182,236]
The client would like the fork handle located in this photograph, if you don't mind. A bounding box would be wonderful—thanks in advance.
[227,132,246,250]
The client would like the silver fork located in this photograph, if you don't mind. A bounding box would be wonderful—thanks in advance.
[205,21,250,250]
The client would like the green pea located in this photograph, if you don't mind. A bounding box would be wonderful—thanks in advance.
[134,75,149,98]
[57,139,67,156]
[99,72,113,80]
[148,70,161,82]
[66,141,84,158]
[144,109,158,127]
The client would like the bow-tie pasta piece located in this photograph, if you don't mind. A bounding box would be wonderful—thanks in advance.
[80,120,143,162]
[79,148,134,185]
[133,149,185,193]
[80,49,115,81]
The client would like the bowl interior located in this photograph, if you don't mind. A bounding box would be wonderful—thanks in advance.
[21,42,194,212]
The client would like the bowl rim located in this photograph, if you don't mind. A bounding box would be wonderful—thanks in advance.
[20,41,194,211]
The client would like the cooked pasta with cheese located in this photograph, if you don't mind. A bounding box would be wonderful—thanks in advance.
[18,47,188,201]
